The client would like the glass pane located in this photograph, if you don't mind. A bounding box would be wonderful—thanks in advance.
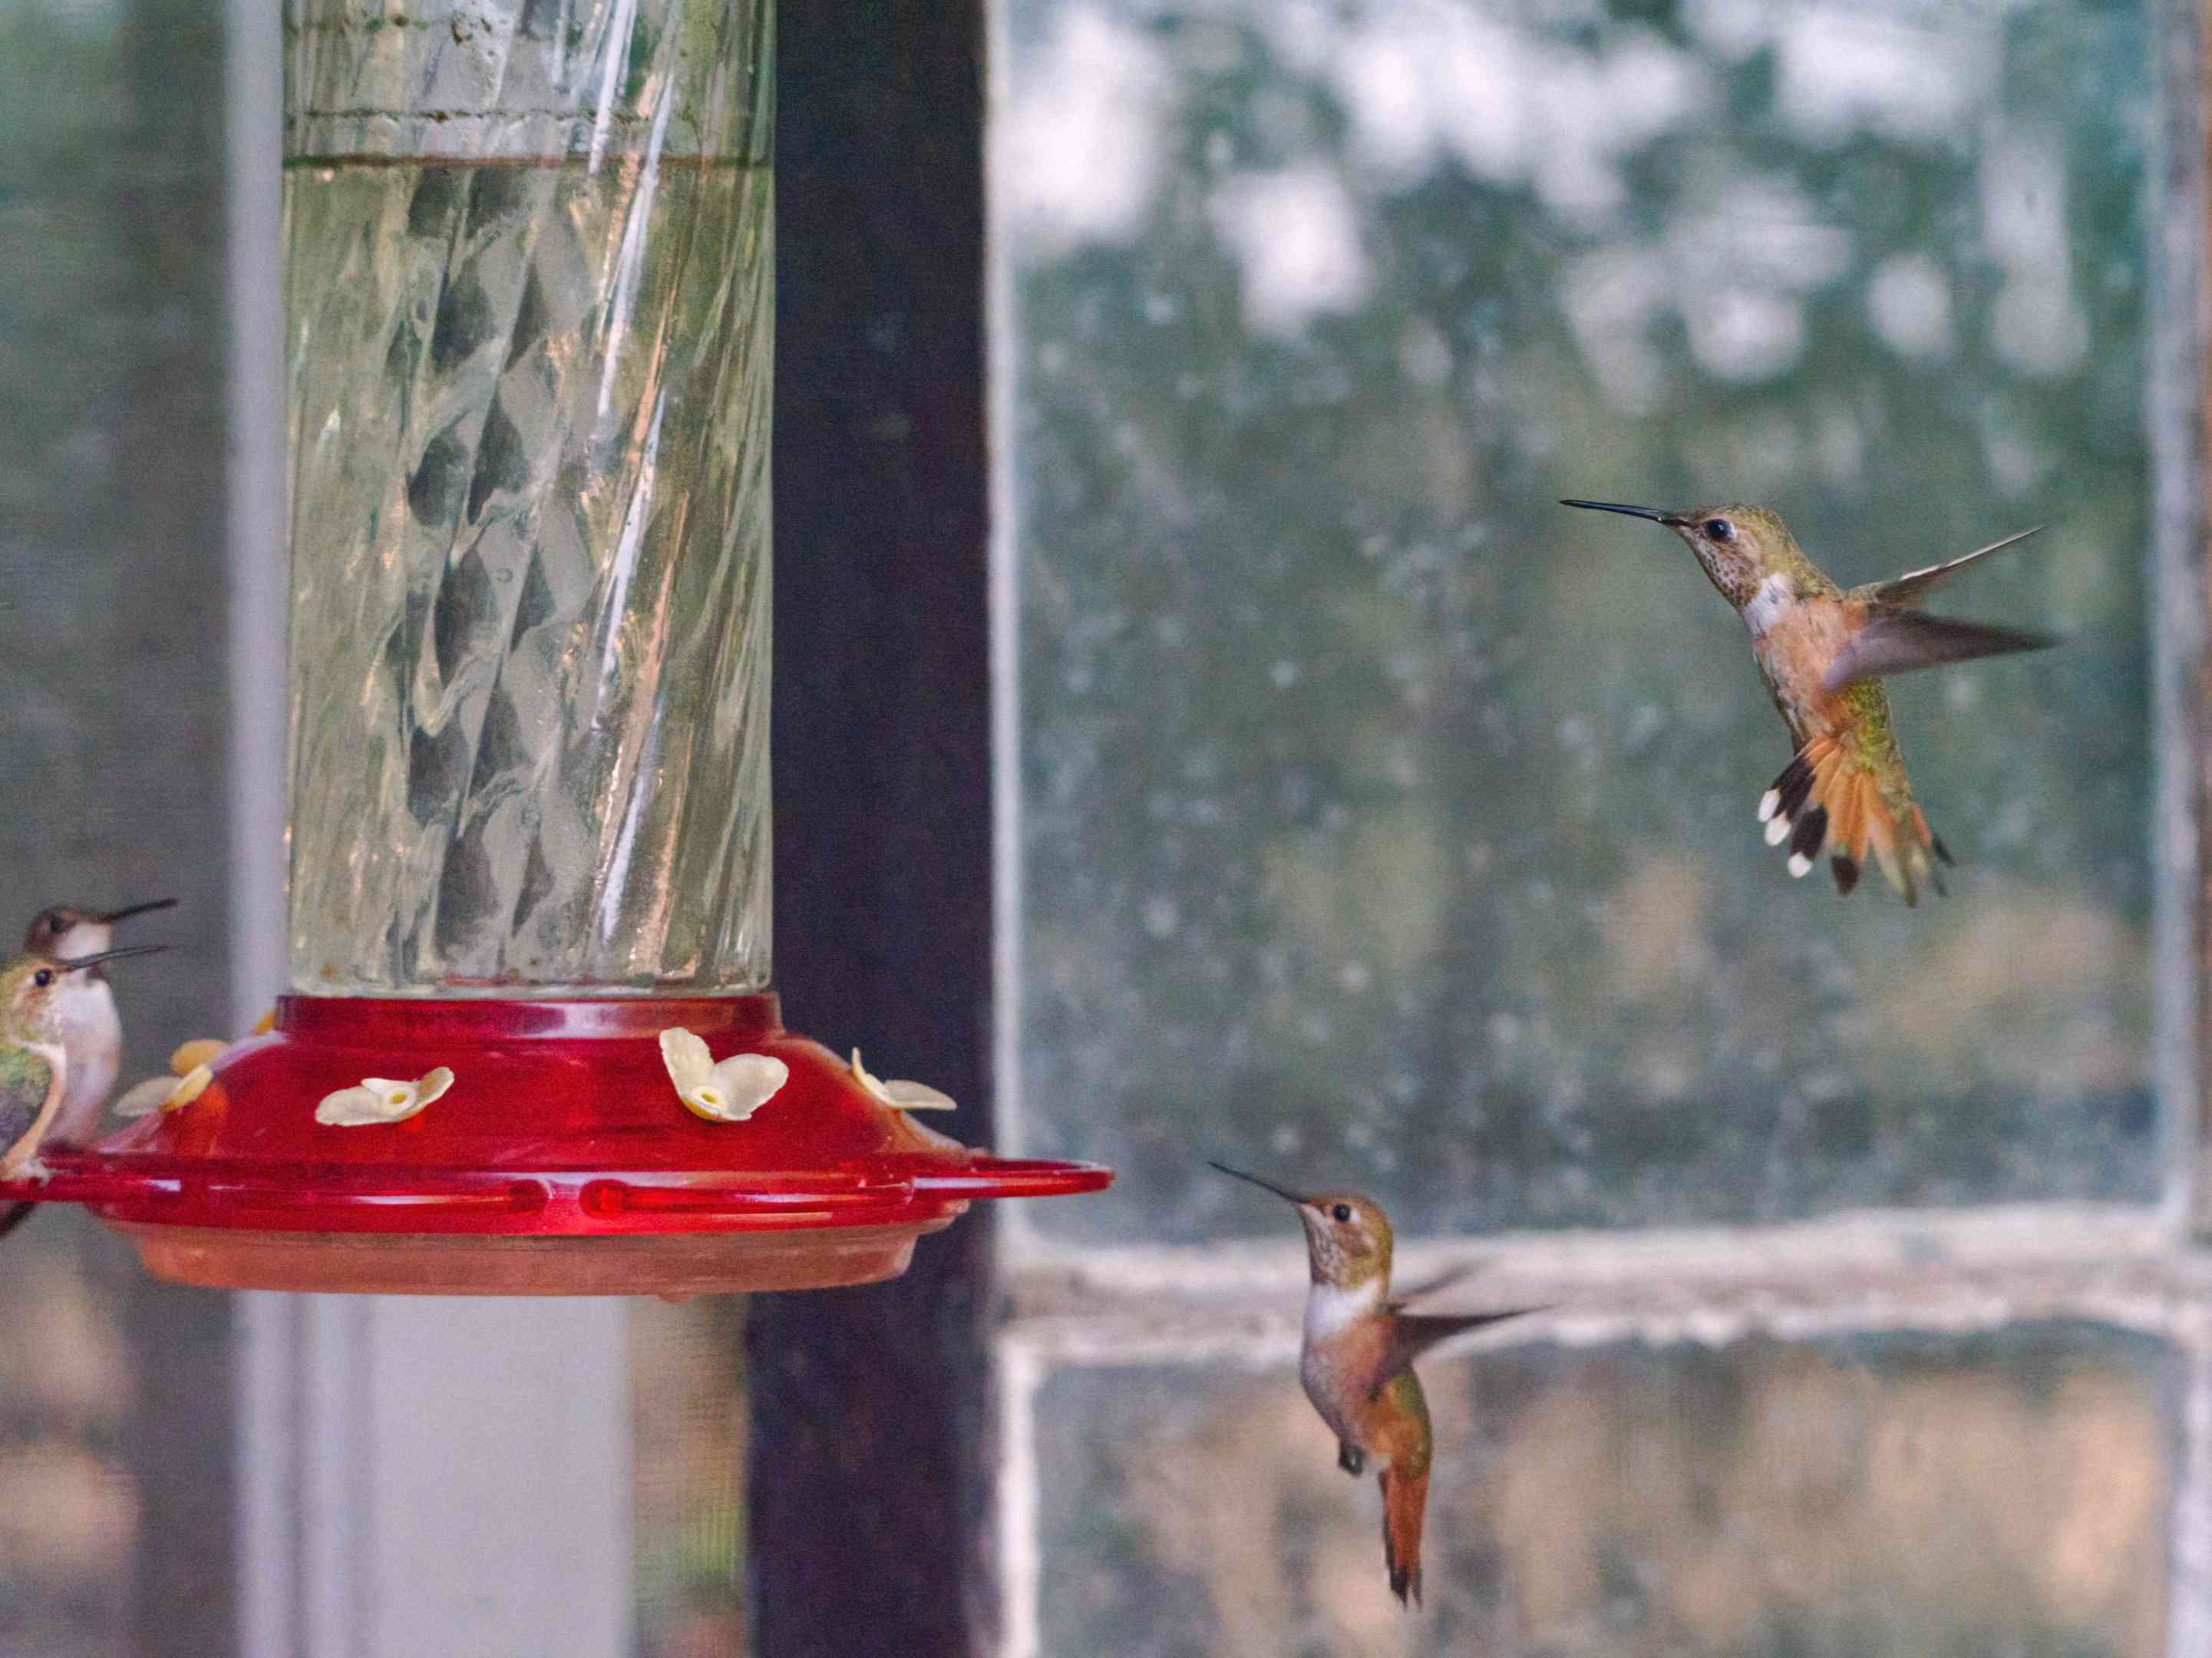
[0,1233,140,1653]
[0,0,238,1647]
[1002,0,2162,1240]
[632,1296,748,1658]
[1030,1322,2178,1655]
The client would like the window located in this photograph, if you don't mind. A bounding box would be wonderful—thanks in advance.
[8,0,2204,1653]
[990,0,2204,1651]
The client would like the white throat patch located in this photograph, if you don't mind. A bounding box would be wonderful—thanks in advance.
[1304,1279,1383,1339]
[1742,573,1792,637]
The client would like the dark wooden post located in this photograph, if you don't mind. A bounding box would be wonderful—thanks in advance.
[748,2,999,1653]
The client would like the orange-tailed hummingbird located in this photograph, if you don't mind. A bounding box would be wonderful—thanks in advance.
[1210,1161,1537,1607]
[1561,500,2058,903]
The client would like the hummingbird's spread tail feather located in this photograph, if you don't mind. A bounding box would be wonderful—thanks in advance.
[1758,735,1946,903]
[1380,1465,1427,1607]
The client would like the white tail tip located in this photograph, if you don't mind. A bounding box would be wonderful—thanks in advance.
[1757,789,1779,824]
[1765,815,1791,847]
[1787,852,1814,878]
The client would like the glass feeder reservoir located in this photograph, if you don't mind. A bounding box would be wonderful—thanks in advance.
[2,0,1107,1293]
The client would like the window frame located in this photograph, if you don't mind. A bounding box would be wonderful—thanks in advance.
[744,2,1003,1655]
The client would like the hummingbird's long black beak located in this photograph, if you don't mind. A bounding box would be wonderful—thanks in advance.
[1560,499,1681,525]
[56,943,170,973]
[100,897,177,926]
[1207,1161,1312,1207]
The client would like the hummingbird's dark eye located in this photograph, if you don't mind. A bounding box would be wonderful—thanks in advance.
[31,969,51,988]
[1331,1203,1352,1223]
[1704,518,1733,542]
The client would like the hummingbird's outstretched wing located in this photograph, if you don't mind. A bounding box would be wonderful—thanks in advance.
[1386,1262,1485,1309]
[1821,609,2058,695]
[1369,1308,1542,1399]
[1857,523,2050,606]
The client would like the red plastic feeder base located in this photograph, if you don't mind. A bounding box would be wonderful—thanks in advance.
[2,994,1109,1296]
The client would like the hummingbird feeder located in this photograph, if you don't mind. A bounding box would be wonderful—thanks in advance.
[0,0,1108,1293]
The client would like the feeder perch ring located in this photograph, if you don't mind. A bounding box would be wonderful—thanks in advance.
[1,994,1108,1295]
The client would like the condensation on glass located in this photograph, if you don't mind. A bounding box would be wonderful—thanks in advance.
[999,0,2163,1240]
[282,0,774,995]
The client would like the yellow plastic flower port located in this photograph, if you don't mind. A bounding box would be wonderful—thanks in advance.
[114,1062,215,1119]
[658,1029,790,1123]
[170,1038,229,1075]
[315,1067,455,1127]
[849,1049,956,1111]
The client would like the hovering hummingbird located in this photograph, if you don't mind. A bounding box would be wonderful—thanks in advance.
[1210,1162,1537,1607]
[1560,501,2058,903]
[23,899,177,1147]
[0,946,169,1184]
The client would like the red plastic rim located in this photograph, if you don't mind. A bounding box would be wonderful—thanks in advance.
[0,993,1110,1293]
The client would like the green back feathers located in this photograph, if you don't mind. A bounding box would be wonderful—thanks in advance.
[0,1043,53,1095]
[0,1042,53,1152]
[1381,1368,1432,1471]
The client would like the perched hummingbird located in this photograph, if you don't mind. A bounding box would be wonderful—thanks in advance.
[1561,501,2057,903]
[1210,1162,1537,1607]
[23,899,176,1147]
[0,946,169,1183]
